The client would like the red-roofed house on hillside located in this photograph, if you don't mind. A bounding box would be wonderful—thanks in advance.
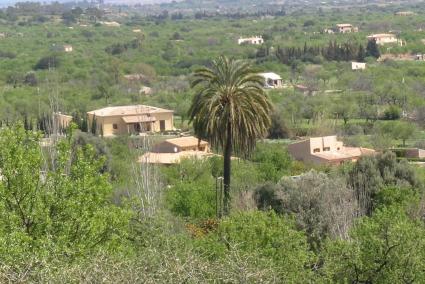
[288,136,375,165]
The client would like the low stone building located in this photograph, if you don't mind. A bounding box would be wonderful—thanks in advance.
[259,72,284,89]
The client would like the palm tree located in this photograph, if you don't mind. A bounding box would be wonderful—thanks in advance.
[188,56,272,215]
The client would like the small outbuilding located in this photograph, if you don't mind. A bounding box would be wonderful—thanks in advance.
[259,72,283,89]
[351,62,366,70]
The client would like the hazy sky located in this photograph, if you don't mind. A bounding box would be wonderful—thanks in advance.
[0,0,172,3]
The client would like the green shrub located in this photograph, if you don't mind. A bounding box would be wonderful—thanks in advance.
[197,211,315,281]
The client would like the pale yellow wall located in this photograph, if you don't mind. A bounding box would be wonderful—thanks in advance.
[288,136,344,165]
[309,136,342,153]
[151,112,174,132]
[87,114,127,136]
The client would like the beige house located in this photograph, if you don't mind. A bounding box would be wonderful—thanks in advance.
[140,136,213,165]
[336,24,358,33]
[367,34,399,45]
[238,36,264,45]
[152,136,209,153]
[259,72,284,89]
[87,105,174,136]
[351,62,366,70]
[288,136,375,165]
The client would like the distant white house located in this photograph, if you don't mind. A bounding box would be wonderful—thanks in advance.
[238,36,264,45]
[63,45,73,52]
[351,62,366,70]
[395,11,415,16]
[100,21,120,27]
[259,72,283,89]
[336,24,358,33]
[367,33,399,45]
[51,44,73,52]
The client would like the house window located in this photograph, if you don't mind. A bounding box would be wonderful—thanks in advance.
[313,148,321,153]
[323,147,330,151]
[337,147,341,150]
[113,124,118,130]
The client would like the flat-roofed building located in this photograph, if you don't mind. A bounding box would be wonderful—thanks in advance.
[87,105,174,136]
[288,136,375,165]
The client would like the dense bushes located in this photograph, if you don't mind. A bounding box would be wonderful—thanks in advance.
[0,125,129,263]
[197,211,315,281]
[322,206,425,283]
[255,171,356,247]
[34,55,60,70]
[0,125,424,282]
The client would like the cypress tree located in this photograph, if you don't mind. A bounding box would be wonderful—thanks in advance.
[91,115,97,135]
[366,39,380,58]
[357,44,366,62]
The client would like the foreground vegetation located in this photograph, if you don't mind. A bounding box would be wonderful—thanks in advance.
[0,124,424,282]
[1,0,425,282]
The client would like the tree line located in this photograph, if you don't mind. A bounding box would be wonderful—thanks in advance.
[275,40,380,65]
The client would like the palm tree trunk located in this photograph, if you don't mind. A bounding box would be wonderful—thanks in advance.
[223,123,232,216]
